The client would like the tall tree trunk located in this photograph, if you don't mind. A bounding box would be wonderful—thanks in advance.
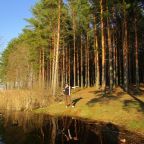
[107,11,113,93]
[51,34,56,89]
[77,41,80,86]
[52,0,61,96]
[86,32,90,87]
[49,38,52,86]
[65,44,69,83]
[62,44,65,87]
[123,0,128,91]
[72,8,76,86]
[115,35,118,86]
[48,53,50,87]
[112,34,118,88]
[68,44,71,85]
[94,15,100,88]
[80,34,83,87]
[118,29,123,86]
[42,47,45,88]
[39,49,42,87]
[134,16,139,90]
[100,0,106,92]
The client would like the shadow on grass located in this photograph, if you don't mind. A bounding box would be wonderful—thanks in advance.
[125,92,144,114]
[88,90,103,95]
[86,95,119,107]
[128,85,144,96]
[123,100,141,112]
[121,84,144,114]
[116,91,125,97]
[88,89,125,97]
[72,97,83,106]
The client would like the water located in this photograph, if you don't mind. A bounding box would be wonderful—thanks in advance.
[0,111,144,144]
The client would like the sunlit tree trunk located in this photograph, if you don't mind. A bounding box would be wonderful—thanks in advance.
[94,15,100,88]
[72,8,76,86]
[39,49,42,87]
[61,44,65,87]
[42,47,45,88]
[100,0,106,92]
[51,34,56,89]
[52,0,61,96]
[107,9,113,92]
[46,57,49,88]
[77,43,80,86]
[80,34,84,87]
[65,44,70,84]
[49,38,52,86]
[86,32,90,87]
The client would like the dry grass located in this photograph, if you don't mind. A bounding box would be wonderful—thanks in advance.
[35,86,144,135]
[0,88,52,111]
[1,85,144,135]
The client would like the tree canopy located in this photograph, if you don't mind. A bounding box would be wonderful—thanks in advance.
[0,0,144,95]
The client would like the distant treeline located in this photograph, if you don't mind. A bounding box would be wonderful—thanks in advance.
[0,0,144,95]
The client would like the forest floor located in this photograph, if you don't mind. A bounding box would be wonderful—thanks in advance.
[35,85,144,136]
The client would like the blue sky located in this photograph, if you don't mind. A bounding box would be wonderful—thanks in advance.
[0,0,37,52]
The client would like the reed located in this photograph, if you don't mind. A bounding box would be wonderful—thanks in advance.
[0,88,52,111]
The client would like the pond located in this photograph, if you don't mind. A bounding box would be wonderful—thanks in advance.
[0,111,144,144]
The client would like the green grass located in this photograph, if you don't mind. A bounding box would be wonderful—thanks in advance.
[127,120,144,133]
[34,87,144,135]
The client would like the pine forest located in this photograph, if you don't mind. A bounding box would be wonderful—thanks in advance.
[0,0,144,96]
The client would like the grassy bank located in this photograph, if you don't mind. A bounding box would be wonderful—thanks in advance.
[35,86,144,135]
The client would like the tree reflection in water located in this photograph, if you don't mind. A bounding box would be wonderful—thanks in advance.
[0,111,144,144]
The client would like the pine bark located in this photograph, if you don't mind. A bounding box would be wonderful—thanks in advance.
[107,12,113,92]
[94,15,100,88]
[100,0,106,91]
[134,17,139,90]
[72,8,76,86]
[80,34,83,87]
[123,1,128,91]
[52,0,61,96]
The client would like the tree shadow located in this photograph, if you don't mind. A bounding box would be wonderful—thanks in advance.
[123,100,141,112]
[88,89,125,97]
[72,97,83,106]
[116,91,125,97]
[88,90,103,95]
[87,95,119,107]
[125,92,144,114]
[128,85,144,96]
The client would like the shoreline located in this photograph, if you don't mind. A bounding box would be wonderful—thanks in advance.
[34,86,144,136]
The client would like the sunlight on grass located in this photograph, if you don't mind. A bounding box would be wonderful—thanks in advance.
[34,87,144,134]
[127,120,144,133]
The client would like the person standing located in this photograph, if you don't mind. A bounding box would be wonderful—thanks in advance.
[63,83,74,108]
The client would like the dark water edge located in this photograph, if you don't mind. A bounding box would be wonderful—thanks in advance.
[0,111,144,144]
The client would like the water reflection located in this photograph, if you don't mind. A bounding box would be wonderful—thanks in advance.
[0,111,144,144]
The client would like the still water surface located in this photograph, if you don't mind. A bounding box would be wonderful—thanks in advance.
[0,111,144,144]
